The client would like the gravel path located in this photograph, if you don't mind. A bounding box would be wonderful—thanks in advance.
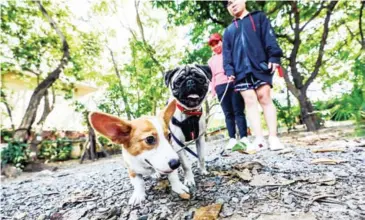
[1,126,365,220]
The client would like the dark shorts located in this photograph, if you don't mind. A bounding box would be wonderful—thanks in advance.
[234,74,271,92]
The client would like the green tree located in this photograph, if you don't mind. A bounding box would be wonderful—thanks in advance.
[89,0,184,118]
[155,1,362,131]
[1,1,102,141]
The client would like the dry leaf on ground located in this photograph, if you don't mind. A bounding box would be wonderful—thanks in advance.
[211,171,233,177]
[233,161,264,170]
[249,173,297,186]
[308,172,337,185]
[226,178,239,185]
[311,158,346,165]
[233,169,252,181]
[153,180,169,190]
[256,212,317,220]
[249,173,277,186]
[312,147,346,153]
[277,148,294,155]
[193,204,222,220]
[238,150,257,154]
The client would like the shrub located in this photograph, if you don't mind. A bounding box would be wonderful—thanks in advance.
[0,141,30,169]
[273,99,301,132]
[38,138,73,161]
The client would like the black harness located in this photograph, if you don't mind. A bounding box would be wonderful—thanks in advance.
[169,107,202,159]
[171,115,201,142]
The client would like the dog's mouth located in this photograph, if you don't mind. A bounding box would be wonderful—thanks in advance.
[187,94,200,99]
[181,92,205,108]
[144,159,173,175]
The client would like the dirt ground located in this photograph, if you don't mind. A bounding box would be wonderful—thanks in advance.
[1,122,365,220]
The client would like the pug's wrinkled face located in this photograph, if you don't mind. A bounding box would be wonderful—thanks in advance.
[165,64,212,109]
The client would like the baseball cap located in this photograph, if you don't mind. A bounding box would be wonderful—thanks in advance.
[208,33,222,46]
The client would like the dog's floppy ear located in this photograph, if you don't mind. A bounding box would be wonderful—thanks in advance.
[164,67,180,86]
[195,64,212,81]
[88,112,132,144]
[160,99,177,125]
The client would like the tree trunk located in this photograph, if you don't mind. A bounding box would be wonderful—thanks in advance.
[298,92,321,131]
[1,91,15,131]
[88,124,97,160]
[37,87,56,127]
[286,88,293,133]
[13,1,70,142]
[107,46,132,120]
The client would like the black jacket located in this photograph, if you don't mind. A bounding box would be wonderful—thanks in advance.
[223,11,283,84]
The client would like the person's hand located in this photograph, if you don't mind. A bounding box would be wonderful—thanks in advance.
[228,75,235,82]
[268,62,279,74]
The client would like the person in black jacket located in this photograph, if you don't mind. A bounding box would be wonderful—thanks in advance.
[223,0,285,151]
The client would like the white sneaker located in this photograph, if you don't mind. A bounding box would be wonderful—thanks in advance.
[239,136,250,149]
[238,136,267,152]
[225,138,238,151]
[268,136,285,151]
[249,137,268,152]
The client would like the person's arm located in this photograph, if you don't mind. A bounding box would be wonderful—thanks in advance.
[261,13,283,65]
[223,28,235,77]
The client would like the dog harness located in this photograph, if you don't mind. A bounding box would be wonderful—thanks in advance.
[169,103,202,159]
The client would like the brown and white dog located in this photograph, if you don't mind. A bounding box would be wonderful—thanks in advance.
[88,100,190,206]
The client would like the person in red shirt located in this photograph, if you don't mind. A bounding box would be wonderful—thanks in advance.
[208,33,249,151]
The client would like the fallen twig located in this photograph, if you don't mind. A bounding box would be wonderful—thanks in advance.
[319,197,346,206]
[103,188,133,202]
[305,194,342,212]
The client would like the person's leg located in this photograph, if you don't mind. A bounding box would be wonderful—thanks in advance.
[216,84,237,151]
[235,75,267,151]
[231,90,247,138]
[216,84,236,139]
[240,89,263,138]
[256,84,277,136]
[256,84,285,150]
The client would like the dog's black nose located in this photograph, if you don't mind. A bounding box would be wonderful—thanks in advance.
[186,79,195,88]
[168,159,180,170]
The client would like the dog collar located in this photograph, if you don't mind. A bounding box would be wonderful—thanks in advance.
[176,103,202,116]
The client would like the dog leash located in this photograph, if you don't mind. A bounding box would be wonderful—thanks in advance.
[218,82,230,106]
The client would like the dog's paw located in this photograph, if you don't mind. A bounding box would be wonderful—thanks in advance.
[184,174,196,187]
[128,191,146,206]
[171,181,189,195]
[200,169,209,175]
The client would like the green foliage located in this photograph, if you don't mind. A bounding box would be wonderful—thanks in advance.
[1,129,14,142]
[273,99,300,132]
[153,1,230,64]
[0,141,30,169]
[312,57,365,135]
[337,58,365,135]
[155,1,362,132]
[98,136,110,146]
[1,0,103,98]
[38,138,73,161]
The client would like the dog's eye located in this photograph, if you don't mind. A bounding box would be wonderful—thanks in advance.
[145,136,156,145]
[175,78,183,87]
[167,133,172,141]
[196,76,206,84]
